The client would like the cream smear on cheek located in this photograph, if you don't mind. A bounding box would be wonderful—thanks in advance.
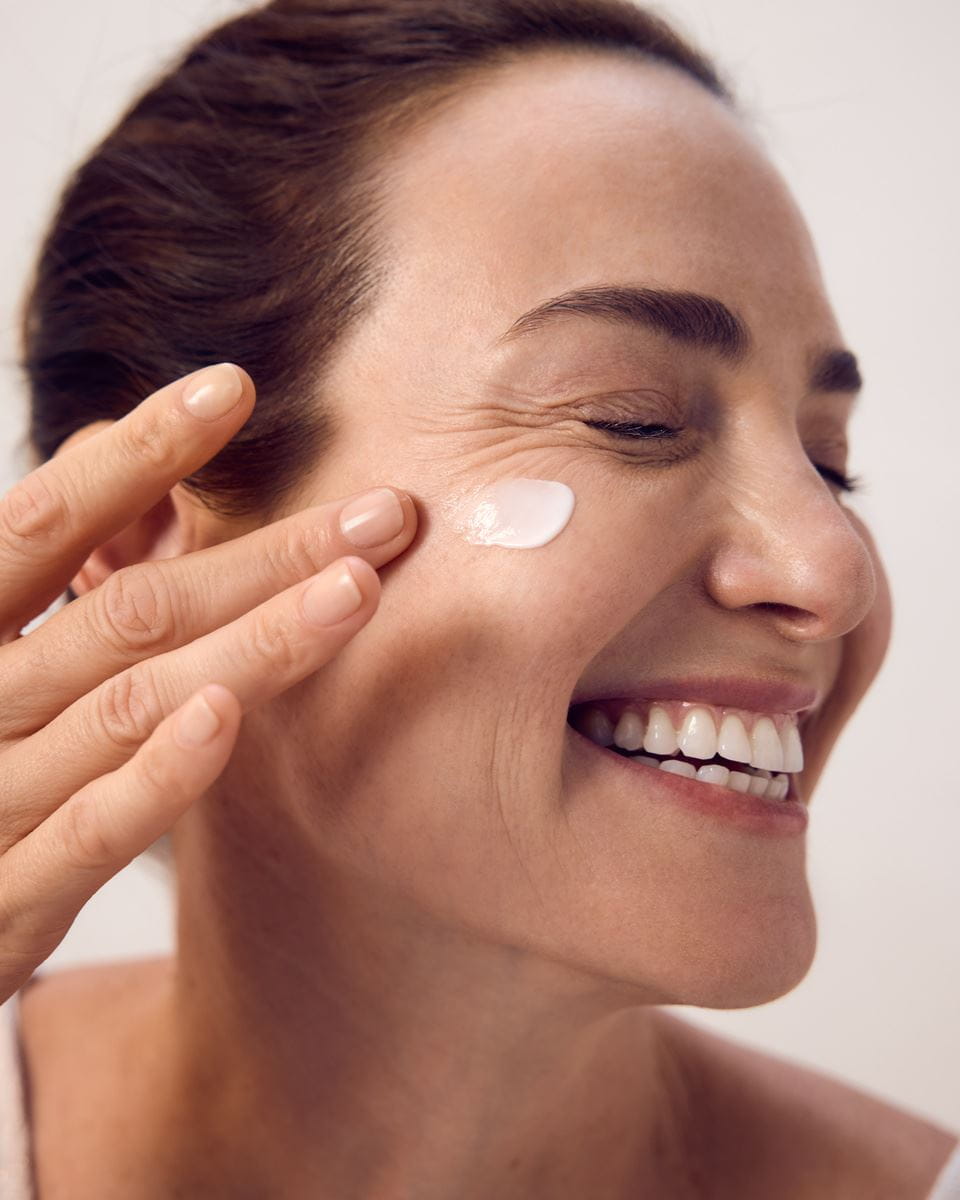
[444,477,575,548]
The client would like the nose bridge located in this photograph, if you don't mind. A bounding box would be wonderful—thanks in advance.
[706,426,877,641]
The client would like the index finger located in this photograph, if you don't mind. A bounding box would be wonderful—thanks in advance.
[0,363,254,639]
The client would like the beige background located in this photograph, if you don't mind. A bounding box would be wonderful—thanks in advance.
[1,0,957,1130]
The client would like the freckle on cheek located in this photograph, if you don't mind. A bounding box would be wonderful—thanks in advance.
[448,478,576,548]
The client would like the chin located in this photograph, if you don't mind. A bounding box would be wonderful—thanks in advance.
[651,901,819,1011]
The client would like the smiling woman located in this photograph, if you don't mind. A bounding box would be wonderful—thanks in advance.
[4,0,960,1198]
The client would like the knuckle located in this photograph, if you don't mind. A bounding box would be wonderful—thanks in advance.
[94,564,176,654]
[270,522,328,581]
[0,799,22,850]
[134,734,181,799]
[0,854,73,961]
[0,469,71,550]
[0,864,19,935]
[63,721,185,874]
[291,511,342,571]
[59,788,121,872]
[245,606,301,675]
[116,412,180,475]
[94,666,164,751]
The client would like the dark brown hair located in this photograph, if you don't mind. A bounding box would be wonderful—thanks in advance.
[17,0,736,531]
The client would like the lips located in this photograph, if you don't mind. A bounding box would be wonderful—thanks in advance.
[566,722,810,833]
[568,676,821,718]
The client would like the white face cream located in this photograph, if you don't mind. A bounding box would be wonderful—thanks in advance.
[446,477,576,548]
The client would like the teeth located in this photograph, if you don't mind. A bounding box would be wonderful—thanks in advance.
[642,705,679,755]
[571,697,805,799]
[695,763,730,787]
[577,708,615,746]
[659,759,696,779]
[662,760,789,800]
[612,709,645,751]
[677,706,717,760]
[747,769,772,796]
[781,723,804,772]
[750,717,784,772]
[716,713,752,765]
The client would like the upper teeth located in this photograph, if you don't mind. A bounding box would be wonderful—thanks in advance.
[571,700,804,773]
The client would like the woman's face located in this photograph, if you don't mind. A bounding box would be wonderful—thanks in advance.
[230,49,891,1007]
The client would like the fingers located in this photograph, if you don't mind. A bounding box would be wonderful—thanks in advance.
[0,363,255,640]
[0,684,241,1001]
[0,486,417,738]
[2,555,382,839]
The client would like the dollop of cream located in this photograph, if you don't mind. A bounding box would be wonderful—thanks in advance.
[446,477,576,548]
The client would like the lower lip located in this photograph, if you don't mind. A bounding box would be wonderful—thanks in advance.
[567,725,809,837]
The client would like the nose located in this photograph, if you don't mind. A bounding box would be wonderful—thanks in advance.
[702,448,877,643]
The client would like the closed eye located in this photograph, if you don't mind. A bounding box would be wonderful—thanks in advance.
[814,465,862,494]
[582,419,679,439]
[581,420,864,493]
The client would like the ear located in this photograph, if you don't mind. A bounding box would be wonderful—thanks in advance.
[57,423,218,599]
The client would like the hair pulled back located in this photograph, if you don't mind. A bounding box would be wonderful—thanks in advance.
[17,0,735,530]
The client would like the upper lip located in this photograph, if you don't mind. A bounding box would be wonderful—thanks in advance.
[568,676,821,719]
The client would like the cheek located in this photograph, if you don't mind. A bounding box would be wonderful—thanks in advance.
[837,508,893,692]
[436,474,667,666]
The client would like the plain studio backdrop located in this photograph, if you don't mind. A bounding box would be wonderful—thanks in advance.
[1,0,957,1131]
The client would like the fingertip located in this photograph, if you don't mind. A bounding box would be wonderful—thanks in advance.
[396,487,419,533]
[224,363,256,405]
[342,555,382,597]
[198,681,241,720]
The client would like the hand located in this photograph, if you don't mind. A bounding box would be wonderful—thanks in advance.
[0,363,417,1004]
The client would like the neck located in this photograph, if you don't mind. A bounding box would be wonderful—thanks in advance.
[136,806,697,1199]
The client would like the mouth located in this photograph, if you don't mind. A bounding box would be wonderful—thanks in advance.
[566,689,814,816]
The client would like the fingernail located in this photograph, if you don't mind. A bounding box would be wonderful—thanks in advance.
[302,560,364,626]
[182,363,244,421]
[339,487,405,548]
[175,689,222,748]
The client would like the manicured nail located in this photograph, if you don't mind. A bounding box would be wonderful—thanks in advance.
[182,363,244,421]
[302,560,364,626]
[175,689,222,748]
[339,488,405,548]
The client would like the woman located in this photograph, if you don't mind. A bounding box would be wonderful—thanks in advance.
[1,0,958,1196]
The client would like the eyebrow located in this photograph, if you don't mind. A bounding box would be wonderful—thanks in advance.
[496,285,863,396]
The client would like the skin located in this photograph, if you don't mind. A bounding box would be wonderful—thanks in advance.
[18,47,903,1199]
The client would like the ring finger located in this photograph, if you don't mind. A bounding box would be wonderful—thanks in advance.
[2,555,381,840]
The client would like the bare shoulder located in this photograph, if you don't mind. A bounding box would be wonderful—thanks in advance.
[19,955,172,1105]
[18,957,175,1199]
[19,955,171,1039]
[656,1010,959,1199]
[19,955,175,1109]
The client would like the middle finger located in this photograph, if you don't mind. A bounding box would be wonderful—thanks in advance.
[0,487,416,739]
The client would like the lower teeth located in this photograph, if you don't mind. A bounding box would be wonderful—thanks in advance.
[611,748,791,801]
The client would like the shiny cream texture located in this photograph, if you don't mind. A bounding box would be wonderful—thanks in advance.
[446,478,576,548]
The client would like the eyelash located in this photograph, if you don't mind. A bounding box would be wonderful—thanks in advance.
[582,420,864,494]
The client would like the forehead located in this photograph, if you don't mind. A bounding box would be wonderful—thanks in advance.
[367,49,836,353]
